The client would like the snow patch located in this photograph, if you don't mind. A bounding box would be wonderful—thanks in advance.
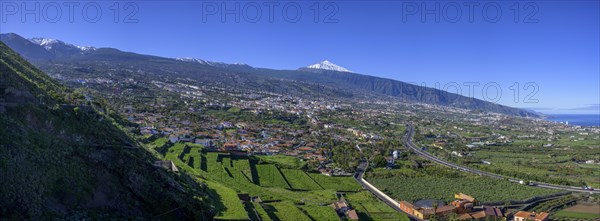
[306,60,352,72]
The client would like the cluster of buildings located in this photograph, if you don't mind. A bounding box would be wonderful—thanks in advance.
[153,122,331,162]
[331,197,359,220]
[121,80,396,174]
[398,193,551,221]
[399,193,502,220]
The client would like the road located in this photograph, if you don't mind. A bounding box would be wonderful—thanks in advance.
[403,123,600,194]
[354,160,420,221]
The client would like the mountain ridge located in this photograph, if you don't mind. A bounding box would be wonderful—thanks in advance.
[30,37,97,51]
[0,32,538,117]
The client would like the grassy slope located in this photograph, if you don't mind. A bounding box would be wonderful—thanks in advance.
[255,164,291,189]
[299,205,339,221]
[281,169,324,190]
[205,180,249,220]
[0,42,215,220]
[258,155,307,168]
[307,173,363,191]
[263,201,312,221]
[248,202,273,221]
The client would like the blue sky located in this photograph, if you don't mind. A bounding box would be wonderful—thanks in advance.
[1,0,598,114]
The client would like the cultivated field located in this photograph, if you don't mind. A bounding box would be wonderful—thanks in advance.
[299,205,340,221]
[153,142,407,221]
[281,169,323,190]
[255,164,291,188]
[346,191,411,221]
[554,203,600,220]
[416,122,600,189]
[262,201,312,221]
[562,204,600,214]
[367,161,562,203]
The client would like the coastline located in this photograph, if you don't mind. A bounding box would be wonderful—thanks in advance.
[544,113,600,127]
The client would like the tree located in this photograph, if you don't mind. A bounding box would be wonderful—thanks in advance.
[448,213,459,221]
[429,214,438,221]
[373,155,387,168]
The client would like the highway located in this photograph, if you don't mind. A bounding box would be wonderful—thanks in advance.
[403,123,600,194]
[350,123,597,221]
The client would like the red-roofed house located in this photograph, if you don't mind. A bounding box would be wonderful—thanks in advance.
[514,211,549,221]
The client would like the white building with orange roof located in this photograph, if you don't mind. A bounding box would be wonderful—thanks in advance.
[513,211,549,221]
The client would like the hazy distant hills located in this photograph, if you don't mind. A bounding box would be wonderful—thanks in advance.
[1,33,538,117]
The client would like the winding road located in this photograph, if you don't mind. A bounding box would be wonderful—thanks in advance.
[403,123,600,194]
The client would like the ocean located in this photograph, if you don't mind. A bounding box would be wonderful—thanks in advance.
[546,114,600,127]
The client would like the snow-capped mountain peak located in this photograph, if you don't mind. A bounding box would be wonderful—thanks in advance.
[305,60,351,72]
[29,37,96,51]
[75,45,97,51]
[29,38,60,50]
[176,57,211,65]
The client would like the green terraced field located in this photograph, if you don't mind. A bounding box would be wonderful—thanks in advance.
[164,143,201,175]
[205,152,224,174]
[281,169,323,190]
[255,164,291,189]
[307,173,362,191]
[158,143,387,220]
[174,148,336,203]
[149,137,168,148]
[221,156,253,183]
[299,205,339,221]
[181,145,202,169]
[262,201,312,221]
[247,202,273,221]
[258,155,307,169]
[206,180,249,220]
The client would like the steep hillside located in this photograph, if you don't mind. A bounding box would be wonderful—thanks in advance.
[0,33,54,60]
[0,42,216,220]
